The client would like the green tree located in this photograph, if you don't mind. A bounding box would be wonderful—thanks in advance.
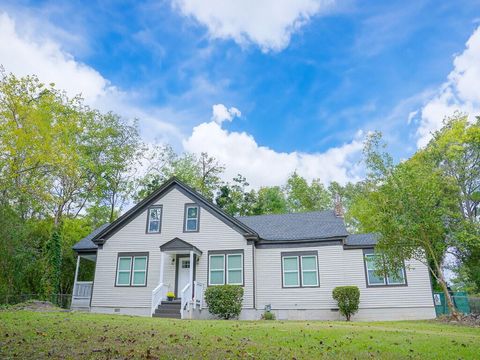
[423,114,480,293]
[136,146,224,201]
[284,172,331,213]
[350,132,464,318]
[253,186,287,214]
[216,175,257,216]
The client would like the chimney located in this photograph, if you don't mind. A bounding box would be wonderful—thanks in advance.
[334,193,344,218]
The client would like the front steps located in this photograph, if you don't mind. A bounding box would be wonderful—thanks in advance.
[153,300,181,319]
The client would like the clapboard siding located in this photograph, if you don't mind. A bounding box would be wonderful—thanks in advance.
[91,187,253,310]
[255,245,434,310]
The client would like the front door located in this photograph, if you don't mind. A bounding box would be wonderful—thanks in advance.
[177,257,191,298]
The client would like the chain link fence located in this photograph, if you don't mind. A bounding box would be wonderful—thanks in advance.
[0,294,72,309]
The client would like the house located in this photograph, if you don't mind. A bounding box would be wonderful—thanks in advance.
[71,177,436,320]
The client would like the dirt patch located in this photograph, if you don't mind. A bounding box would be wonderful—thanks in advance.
[437,313,480,327]
[2,300,66,312]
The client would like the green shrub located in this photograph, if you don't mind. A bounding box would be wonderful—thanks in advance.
[261,311,276,320]
[204,285,243,319]
[332,286,360,321]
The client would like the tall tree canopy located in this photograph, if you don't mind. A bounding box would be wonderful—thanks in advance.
[350,129,479,318]
[0,70,141,301]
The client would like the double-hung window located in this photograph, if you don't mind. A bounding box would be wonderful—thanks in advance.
[282,252,319,288]
[184,204,199,232]
[146,206,162,233]
[208,251,243,286]
[364,251,406,286]
[116,253,148,286]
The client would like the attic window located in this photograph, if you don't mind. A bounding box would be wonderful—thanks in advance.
[184,204,199,232]
[146,206,162,233]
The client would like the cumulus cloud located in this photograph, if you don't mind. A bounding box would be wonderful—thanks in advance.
[183,105,364,188]
[211,104,241,124]
[416,26,480,147]
[172,0,334,52]
[0,12,183,145]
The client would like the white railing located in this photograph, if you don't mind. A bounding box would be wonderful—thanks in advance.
[193,281,204,309]
[73,281,93,299]
[180,283,191,319]
[151,283,167,315]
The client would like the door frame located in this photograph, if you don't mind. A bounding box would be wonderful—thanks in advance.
[174,253,196,298]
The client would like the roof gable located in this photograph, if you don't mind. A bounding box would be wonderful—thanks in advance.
[91,177,258,245]
[160,237,202,254]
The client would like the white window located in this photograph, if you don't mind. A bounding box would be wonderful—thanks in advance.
[147,206,162,233]
[301,256,319,287]
[116,254,148,286]
[116,257,132,286]
[227,254,243,285]
[282,253,319,288]
[184,205,199,232]
[364,253,406,286]
[282,256,300,287]
[209,255,225,285]
[209,252,244,285]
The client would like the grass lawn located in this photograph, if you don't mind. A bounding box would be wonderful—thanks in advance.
[0,311,479,359]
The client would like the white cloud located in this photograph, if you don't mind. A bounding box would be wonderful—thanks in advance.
[172,0,334,52]
[211,104,241,124]
[183,105,364,188]
[0,12,184,145]
[416,26,480,147]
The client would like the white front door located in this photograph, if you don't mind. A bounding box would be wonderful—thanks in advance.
[177,258,191,298]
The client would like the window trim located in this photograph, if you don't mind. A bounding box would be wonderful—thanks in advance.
[362,249,407,288]
[207,250,244,286]
[226,253,244,285]
[300,255,319,287]
[183,203,200,232]
[145,205,162,234]
[282,256,300,288]
[281,251,320,288]
[115,252,149,287]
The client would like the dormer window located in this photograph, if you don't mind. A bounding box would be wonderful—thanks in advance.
[146,205,162,233]
[184,204,199,232]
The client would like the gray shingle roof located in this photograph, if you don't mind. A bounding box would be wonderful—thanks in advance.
[72,223,110,251]
[72,211,377,252]
[236,210,349,241]
[345,233,378,247]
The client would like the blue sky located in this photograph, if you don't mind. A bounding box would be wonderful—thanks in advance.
[1,0,480,187]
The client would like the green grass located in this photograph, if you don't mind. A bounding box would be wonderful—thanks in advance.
[0,311,479,359]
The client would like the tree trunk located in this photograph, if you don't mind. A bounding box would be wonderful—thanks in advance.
[435,263,461,320]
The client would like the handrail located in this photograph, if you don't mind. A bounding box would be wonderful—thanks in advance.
[151,283,166,315]
[180,283,191,319]
[193,281,205,309]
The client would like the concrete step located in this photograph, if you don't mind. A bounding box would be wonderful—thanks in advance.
[154,308,180,315]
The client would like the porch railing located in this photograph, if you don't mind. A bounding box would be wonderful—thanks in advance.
[180,283,191,319]
[193,281,204,309]
[151,283,167,315]
[73,281,93,299]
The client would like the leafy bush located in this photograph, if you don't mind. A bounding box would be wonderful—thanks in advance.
[332,286,360,321]
[204,285,243,319]
[261,311,276,320]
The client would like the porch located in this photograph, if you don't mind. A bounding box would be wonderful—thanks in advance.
[71,252,96,310]
[151,238,205,319]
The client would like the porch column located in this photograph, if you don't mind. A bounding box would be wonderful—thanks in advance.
[72,255,80,297]
[189,250,194,299]
[159,252,165,285]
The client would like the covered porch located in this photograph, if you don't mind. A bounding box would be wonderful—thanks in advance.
[71,252,96,310]
[151,238,205,318]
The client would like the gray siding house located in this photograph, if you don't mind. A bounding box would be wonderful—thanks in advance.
[72,178,436,320]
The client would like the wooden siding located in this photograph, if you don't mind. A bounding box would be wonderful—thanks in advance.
[91,187,253,309]
[255,245,434,310]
